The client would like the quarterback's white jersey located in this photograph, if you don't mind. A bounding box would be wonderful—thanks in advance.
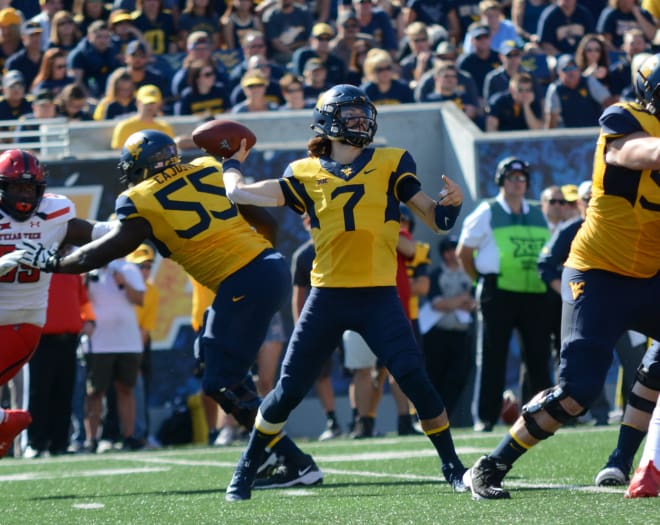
[0,193,75,327]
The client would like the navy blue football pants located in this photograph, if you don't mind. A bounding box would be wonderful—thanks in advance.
[199,249,290,393]
[559,267,660,407]
[259,286,445,424]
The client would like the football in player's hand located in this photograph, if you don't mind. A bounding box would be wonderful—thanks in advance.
[192,119,257,158]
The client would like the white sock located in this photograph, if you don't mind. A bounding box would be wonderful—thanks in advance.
[640,399,660,466]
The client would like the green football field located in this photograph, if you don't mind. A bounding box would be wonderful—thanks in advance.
[1,425,653,525]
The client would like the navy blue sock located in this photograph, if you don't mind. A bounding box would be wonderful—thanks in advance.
[616,425,647,464]
[427,426,462,468]
[269,433,306,462]
[491,433,528,466]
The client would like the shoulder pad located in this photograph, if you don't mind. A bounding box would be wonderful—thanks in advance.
[36,193,76,222]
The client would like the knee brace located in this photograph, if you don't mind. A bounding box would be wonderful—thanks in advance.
[206,377,261,429]
[521,386,584,440]
[635,363,660,391]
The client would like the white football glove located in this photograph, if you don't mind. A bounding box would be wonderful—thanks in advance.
[17,240,60,272]
[0,249,26,277]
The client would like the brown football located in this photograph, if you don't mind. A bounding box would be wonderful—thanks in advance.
[192,119,257,158]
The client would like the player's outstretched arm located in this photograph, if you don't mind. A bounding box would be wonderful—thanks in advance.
[222,139,285,207]
[407,175,463,233]
[20,217,151,274]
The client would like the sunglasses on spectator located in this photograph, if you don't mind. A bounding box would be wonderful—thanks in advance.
[316,35,332,42]
[411,37,428,43]
[286,86,303,93]
[58,19,74,26]
[201,70,215,77]
[517,87,533,93]
[375,65,392,73]
[505,174,527,182]
[54,63,67,69]
[547,199,567,205]
[585,46,601,53]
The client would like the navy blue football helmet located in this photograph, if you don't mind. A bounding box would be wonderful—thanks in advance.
[311,84,378,147]
[118,130,180,186]
[495,156,530,186]
[635,53,660,116]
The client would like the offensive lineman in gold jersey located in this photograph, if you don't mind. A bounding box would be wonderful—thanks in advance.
[220,84,466,501]
[17,130,323,489]
[463,53,660,500]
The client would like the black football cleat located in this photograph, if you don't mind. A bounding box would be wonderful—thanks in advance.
[463,455,512,500]
[253,454,323,489]
[225,454,258,502]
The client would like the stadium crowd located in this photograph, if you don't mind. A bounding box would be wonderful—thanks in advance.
[0,0,656,135]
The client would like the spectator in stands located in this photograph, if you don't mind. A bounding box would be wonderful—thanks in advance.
[352,0,398,57]
[68,20,122,100]
[329,10,361,66]
[220,0,262,51]
[123,40,170,103]
[540,184,568,235]
[15,88,59,151]
[596,0,656,50]
[171,31,229,98]
[345,34,374,86]
[361,48,414,104]
[609,28,648,94]
[544,53,614,128]
[0,8,24,72]
[415,41,481,105]
[463,0,519,55]
[132,0,178,55]
[109,9,146,56]
[608,28,650,95]
[93,67,137,120]
[279,72,314,109]
[486,72,543,131]
[301,57,329,102]
[0,70,32,121]
[55,83,93,120]
[6,21,45,90]
[29,0,61,51]
[25,273,95,458]
[175,59,231,116]
[228,30,281,90]
[230,70,279,113]
[178,0,221,51]
[483,40,532,103]
[74,0,112,38]
[376,0,406,44]
[262,0,313,66]
[48,10,81,53]
[110,84,173,148]
[453,0,483,41]
[230,54,284,107]
[511,0,551,44]
[399,22,435,90]
[536,0,595,56]
[574,33,612,89]
[31,47,75,96]
[420,60,479,121]
[291,22,346,86]
[404,0,461,45]
[457,23,501,108]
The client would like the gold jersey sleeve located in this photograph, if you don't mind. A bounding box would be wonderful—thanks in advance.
[280,148,419,288]
[566,102,660,277]
[116,156,272,291]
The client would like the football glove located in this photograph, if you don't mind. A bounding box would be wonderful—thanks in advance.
[0,249,26,277]
[17,240,60,272]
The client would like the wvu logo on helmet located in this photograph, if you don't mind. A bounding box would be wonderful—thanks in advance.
[125,134,145,161]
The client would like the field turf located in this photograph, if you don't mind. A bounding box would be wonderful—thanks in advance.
[1,425,652,524]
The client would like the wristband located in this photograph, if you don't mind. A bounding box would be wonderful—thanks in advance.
[222,159,241,172]
[44,254,61,273]
[434,202,462,231]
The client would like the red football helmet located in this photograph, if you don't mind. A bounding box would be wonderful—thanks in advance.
[0,149,46,221]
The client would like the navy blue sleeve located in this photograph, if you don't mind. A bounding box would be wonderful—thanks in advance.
[598,104,644,136]
[537,221,581,286]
